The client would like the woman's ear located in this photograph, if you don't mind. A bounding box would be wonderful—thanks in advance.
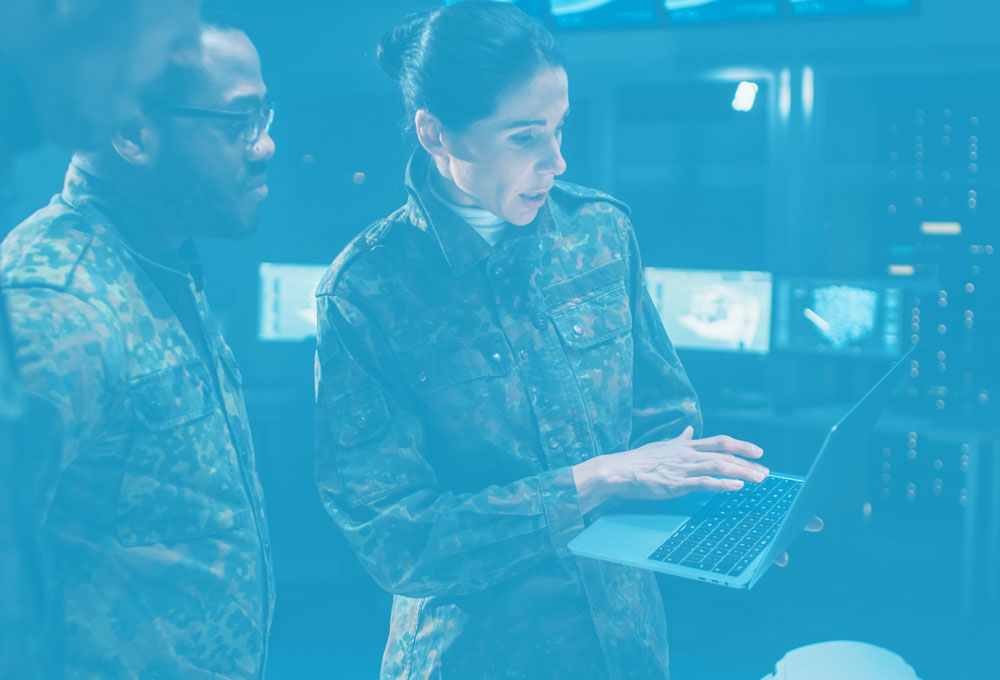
[415,109,447,158]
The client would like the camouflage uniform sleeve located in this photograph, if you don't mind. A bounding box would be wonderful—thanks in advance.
[617,212,704,445]
[315,291,584,599]
[4,287,125,519]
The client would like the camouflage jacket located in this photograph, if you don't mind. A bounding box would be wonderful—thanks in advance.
[315,151,702,680]
[1,165,274,679]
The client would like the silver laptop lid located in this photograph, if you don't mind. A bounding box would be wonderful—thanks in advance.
[752,345,918,584]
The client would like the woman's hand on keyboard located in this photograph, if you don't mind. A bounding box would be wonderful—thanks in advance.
[572,426,770,514]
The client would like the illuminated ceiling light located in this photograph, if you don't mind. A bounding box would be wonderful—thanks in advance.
[802,65,814,119]
[779,68,792,120]
[731,81,759,112]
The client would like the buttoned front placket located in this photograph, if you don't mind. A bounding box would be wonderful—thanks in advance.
[487,232,599,472]
[485,231,621,678]
[189,285,275,676]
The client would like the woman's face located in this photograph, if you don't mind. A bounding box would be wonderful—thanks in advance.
[432,65,569,226]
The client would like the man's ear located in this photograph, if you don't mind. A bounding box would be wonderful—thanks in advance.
[414,109,449,159]
[111,117,159,166]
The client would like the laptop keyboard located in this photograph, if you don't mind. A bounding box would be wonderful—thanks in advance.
[648,476,803,578]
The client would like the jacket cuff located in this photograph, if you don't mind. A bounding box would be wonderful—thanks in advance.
[539,466,586,557]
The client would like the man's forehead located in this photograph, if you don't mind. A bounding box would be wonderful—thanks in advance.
[197,27,266,105]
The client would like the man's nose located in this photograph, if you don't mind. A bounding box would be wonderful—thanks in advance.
[249,129,275,161]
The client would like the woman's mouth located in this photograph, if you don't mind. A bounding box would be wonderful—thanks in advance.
[519,191,548,208]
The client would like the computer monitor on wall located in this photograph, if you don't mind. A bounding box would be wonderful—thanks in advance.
[772,277,904,358]
[546,0,659,28]
[443,0,547,18]
[663,0,781,24]
[644,267,773,354]
[787,0,914,17]
[258,263,329,342]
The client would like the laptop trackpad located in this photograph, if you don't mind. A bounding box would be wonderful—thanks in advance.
[571,511,689,563]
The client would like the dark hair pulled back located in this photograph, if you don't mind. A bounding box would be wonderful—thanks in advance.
[377,1,563,132]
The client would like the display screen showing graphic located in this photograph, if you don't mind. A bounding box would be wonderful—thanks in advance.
[444,0,548,18]
[644,268,773,353]
[788,0,913,17]
[664,0,780,23]
[258,263,329,342]
[773,278,903,357]
[547,0,659,28]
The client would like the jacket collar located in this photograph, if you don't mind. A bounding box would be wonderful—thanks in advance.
[61,162,205,291]
[402,149,495,277]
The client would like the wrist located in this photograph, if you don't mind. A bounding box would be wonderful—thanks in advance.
[572,456,615,514]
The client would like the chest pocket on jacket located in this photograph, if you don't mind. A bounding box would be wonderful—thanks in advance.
[398,333,526,475]
[544,261,634,453]
[117,360,250,547]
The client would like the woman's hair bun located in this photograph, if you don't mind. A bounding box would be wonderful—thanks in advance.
[380,2,562,133]
[377,11,432,82]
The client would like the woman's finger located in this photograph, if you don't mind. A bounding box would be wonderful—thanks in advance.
[673,425,695,441]
[688,454,769,482]
[691,434,764,459]
[684,476,745,493]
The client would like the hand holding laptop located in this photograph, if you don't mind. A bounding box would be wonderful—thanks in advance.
[572,426,770,515]
[569,346,914,588]
[774,516,824,567]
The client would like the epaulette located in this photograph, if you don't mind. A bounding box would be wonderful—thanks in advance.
[315,216,395,297]
[1,202,97,292]
[550,180,632,217]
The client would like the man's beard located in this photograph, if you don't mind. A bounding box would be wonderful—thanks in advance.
[161,174,255,240]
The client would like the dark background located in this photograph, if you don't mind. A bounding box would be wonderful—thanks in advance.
[4,2,999,677]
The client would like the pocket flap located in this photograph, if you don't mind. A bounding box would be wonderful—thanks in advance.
[403,333,514,394]
[550,286,632,348]
[541,259,627,309]
[328,387,391,448]
[129,361,215,430]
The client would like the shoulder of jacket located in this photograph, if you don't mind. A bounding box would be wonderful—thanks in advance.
[550,180,632,217]
[315,206,406,298]
[1,197,101,293]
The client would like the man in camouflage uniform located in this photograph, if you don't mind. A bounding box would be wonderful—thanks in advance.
[315,149,703,679]
[1,2,198,677]
[1,20,275,679]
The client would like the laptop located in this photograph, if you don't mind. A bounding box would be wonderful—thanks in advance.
[567,345,916,589]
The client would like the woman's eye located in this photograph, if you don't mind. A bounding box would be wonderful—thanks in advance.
[510,133,534,146]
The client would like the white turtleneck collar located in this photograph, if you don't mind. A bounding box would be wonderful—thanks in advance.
[427,168,509,246]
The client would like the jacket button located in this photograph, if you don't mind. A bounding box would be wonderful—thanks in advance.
[491,352,503,364]
[548,437,560,449]
[573,324,584,335]
[491,264,503,277]
[357,415,367,429]
[519,349,529,361]
[532,313,548,330]
[417,371,428,383]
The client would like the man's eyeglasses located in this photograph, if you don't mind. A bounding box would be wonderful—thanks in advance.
[160,101,275,146]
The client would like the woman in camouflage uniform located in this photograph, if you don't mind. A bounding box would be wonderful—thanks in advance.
[314,2,769,678]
